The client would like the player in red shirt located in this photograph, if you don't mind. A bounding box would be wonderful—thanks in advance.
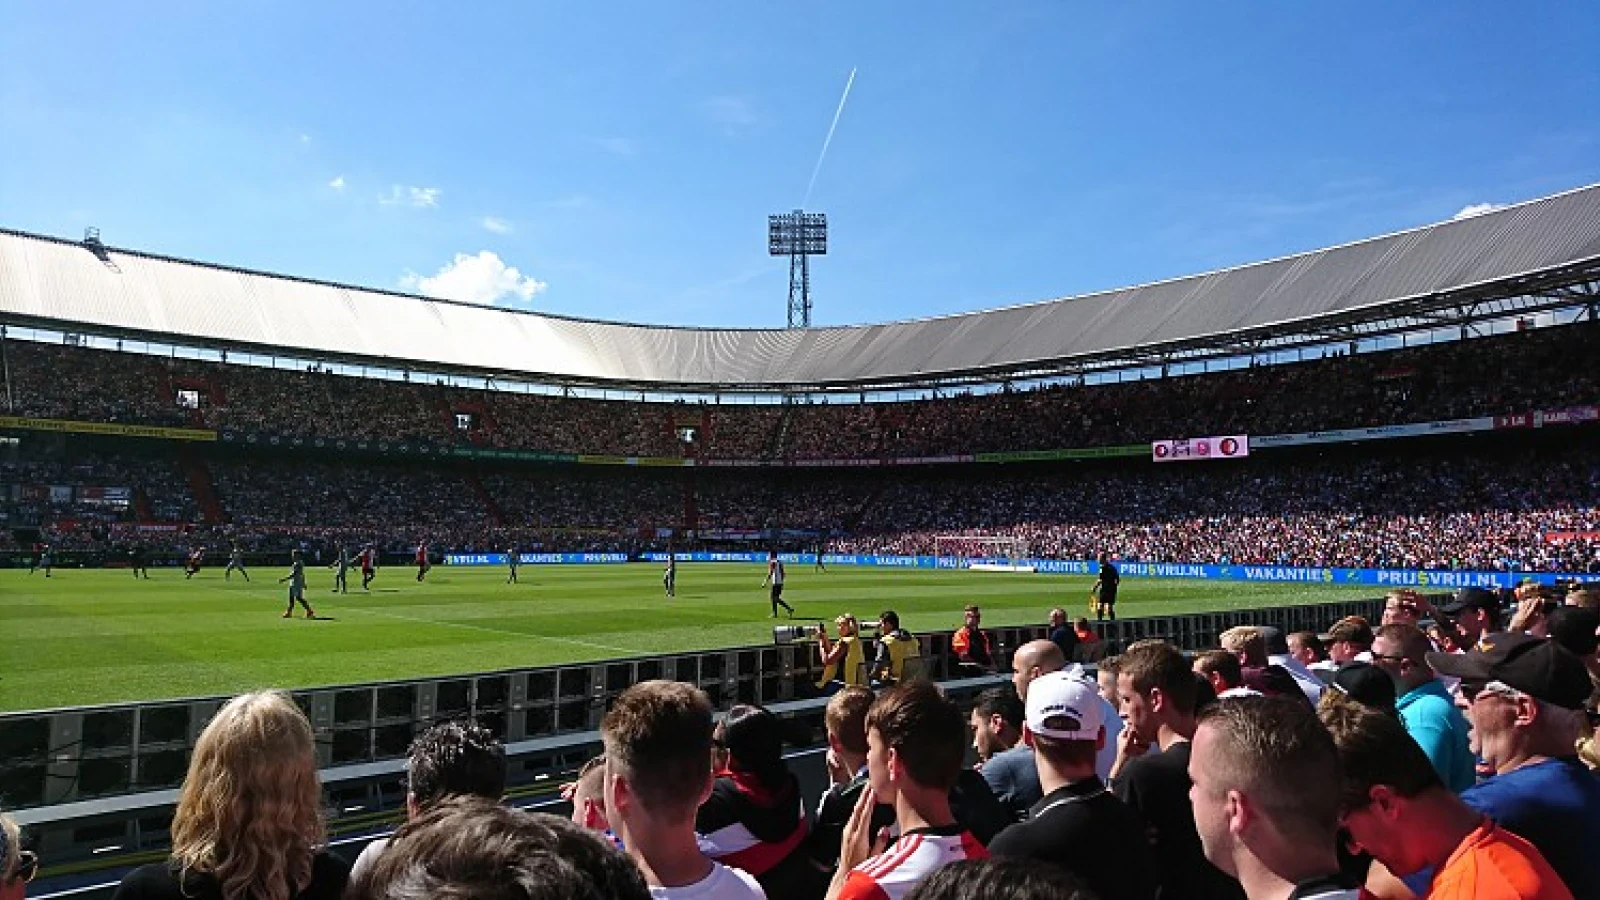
[359,545,378,591]
[415,541,430,582]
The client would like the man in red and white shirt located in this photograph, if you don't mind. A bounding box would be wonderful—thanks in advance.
[827,681,986,900]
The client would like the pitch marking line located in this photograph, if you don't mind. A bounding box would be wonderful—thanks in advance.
[346,606,633,655]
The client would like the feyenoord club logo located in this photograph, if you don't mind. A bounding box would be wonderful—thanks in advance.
[1219,437,1240,456]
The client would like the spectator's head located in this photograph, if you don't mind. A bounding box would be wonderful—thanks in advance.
[1191,696,1342,880]
[601,681,714,828]
[866,681,966,802]
[1326,617,1375,664]
[962,605,981,629]
[1323,662,1398,718]
[714,704,788,790]
[567,756,610,833]
[1371,624,1435,693]
[1011,639,1066,701]
[1435,588,1502,644]
[1381,590,1423,627]
[825,685,874,761]
[1287,631,1326,666]
[1048,607,1066,628]
[834,613,859,638]
[1022,672,1105,775]
[1194,649,1243,695]
[1547,606,1600,665]
[1318,701,1447,877]
[1219,627,1268,667]
[171,691,324,900]
[1567,586,1600,612]
[969,686,1024,761]
[405,721,506,816]
[348,796,650,900]
[1116,640,1198,744]
[1095,655,1121,707]
[879,610,901,633]
[1257,626,1292,658]
[1427,633,1592,775]
[2,811,35,900]
[904,858,1095,900]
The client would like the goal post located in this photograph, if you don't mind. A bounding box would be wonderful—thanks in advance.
[933,535,1035,573]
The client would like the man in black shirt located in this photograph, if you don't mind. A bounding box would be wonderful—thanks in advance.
[1093,554,1120,622]
[1110,640,1245,900]
[990,671,1156,900]
[1048,607,1079,661]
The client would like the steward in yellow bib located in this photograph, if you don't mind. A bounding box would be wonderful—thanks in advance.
[815,614,866,691]
[869,609,921,687]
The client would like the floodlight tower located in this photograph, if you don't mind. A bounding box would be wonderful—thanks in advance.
[769,210,827,328]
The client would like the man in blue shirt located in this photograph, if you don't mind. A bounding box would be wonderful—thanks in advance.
[1371,624,1475,793]
[1422,632,1600,898]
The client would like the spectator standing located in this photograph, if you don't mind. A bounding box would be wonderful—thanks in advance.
[1190,696,1360,899]
[1323,618,1375,670]
[969,687,1040,821]
[1109,640,1245,900]
[602,681,766,900]
[2,810,38,900]
[1371,624,1475,793]
[348,721,506,883]
[111,691,350,900]
[1047,607,1078,662]
[811,687,889,869]
[988,672,1156,900]
[1259,626,1324,705]
[1319,702,1572,900]
[698,706,811,900]
[1419,634,1600,897]
[345,796,650,900]
[827,682,987,900]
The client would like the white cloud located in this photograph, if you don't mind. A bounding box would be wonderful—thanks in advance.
[380,185,441,208]
[1452,202,1506,220]
[399,251,546,307]
[480,216,513,234]
[588,136,637,156]
[328,175,346,191]
[701,96,759,134]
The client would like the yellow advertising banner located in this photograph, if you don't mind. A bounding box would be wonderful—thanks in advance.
[0,416,218,442]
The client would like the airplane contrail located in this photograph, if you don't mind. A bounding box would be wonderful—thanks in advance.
[803,67,857,208]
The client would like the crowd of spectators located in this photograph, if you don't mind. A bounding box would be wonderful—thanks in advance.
[12,586,1593,899]
[5,321,1596,461]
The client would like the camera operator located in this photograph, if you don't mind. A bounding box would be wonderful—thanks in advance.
[817,614,867,693]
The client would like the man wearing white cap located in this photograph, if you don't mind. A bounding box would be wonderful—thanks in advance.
[988,671,1157,900]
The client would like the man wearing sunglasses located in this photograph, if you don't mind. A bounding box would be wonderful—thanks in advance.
[1411,633,1600,898]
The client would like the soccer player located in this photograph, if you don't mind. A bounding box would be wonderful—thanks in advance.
[28,540,42,574]
[507,546,520,584]
[224,543,250,581]
[279,549,316,619]
[37,543,53,578]
[762,550,794,618]
[415,541,430,582]
[360,544,378,590]
[330,546,351,594]
[662,548,676,597]
[1092,553,1119,622]
[129,543,150,579]
[815,541,827,573]
[184,546,204,579]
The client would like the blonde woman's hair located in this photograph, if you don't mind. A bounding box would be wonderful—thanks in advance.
[171,691,324,900]
[1,811,20,883]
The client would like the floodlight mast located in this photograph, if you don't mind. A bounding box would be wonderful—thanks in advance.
[768,210,827,328]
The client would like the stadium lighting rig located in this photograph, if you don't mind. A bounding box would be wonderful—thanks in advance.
[769,209,827,329]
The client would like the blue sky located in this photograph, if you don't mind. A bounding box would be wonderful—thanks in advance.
[2,3,1597,329]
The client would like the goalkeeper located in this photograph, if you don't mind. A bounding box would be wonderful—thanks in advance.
[1091,552,1120,622]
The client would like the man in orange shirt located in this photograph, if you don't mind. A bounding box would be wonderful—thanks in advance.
[950,605,994,672]
[1319,701,1571,899]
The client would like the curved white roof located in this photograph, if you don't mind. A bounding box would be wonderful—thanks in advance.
[2,184,1599,390]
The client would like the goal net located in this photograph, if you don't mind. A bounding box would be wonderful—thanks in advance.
[934,535,1035,573]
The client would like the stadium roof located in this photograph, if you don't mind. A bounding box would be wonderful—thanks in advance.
[2,184,1599,392]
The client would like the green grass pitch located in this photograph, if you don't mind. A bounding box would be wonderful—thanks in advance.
[0,562,1380,712]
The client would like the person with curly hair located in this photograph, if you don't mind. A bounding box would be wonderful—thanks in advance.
[111,691,349,900]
